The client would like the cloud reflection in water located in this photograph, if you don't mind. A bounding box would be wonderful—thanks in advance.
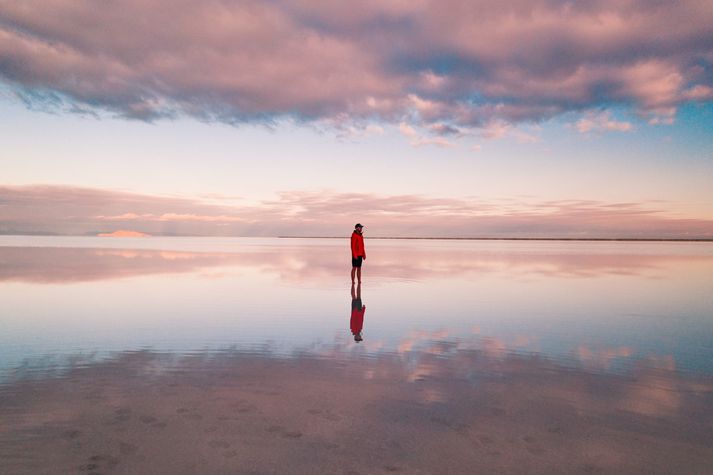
[1,346,712,474]
[1,240,710,284]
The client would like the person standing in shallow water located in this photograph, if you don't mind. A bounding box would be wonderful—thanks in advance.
[351,223,366,284]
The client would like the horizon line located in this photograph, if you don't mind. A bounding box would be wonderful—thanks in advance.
[279,236,713,242]
[1,233,712,242]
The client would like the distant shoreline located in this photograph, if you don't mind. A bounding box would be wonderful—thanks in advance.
[279,236,713,242]
[1,234,711,242]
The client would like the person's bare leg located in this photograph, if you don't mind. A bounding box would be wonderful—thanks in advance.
[357,267,362,283]
[351,267,356,284]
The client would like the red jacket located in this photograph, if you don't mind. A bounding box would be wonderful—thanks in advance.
[351,231,366,258]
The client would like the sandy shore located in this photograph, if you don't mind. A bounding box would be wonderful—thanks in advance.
[1,349,712,474]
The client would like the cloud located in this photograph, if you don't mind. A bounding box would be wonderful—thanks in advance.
[412,136,454,148]
[2,184,713,239]
[398,121,452,147]
[428,123,461,136]
[682,84,713,101]
[0,1,711,131]
[481,121,510,140]
[0,184,263,236]
[398,122,417,138]
[97,230,150,237]
[480,121,540,142]
[575,111,633,133]
[399,120,458,147]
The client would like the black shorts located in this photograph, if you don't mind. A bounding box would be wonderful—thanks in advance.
[352,256,363,268]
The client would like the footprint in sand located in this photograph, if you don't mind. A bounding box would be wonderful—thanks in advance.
[119,442,138,455]
[63,429,82,439]
[526,445,546,455]
[582,463,604,473]
[78,462,98,472]
[309,441,339,450]
[478,435,494,445]
[231,399,258,414]
[208,440,231,449]
[80,454,119,472]
[522,435,545,455]
[114,408,132,422]
[307,408,341,421]
[266,425,303,439]
[176,407,203,420]
[139,415,157,424]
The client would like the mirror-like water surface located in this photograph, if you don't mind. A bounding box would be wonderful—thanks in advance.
[2,237,712,378]
[1,237,712,473]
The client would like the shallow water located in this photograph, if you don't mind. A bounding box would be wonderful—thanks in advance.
[1,237,712,473]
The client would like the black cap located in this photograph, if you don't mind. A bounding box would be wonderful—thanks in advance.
[355,223,363,229]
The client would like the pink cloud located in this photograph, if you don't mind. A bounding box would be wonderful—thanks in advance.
[576,346,635,371]
[575,111,633,133]
[398,121,454,147]
[155,214,247,223]
[0,0,710,131]
[398,122,417,138]
[1,185,713,239]
[412,136,454,148]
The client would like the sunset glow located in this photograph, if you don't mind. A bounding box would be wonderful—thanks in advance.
[1,0,712,236]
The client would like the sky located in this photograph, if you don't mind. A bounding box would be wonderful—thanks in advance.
[1,0,712,238]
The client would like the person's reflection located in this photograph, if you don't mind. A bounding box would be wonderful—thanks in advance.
[350,282,365,342]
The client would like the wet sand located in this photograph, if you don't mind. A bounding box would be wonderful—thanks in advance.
[2,349,712,474]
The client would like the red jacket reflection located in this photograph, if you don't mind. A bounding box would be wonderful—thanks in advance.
[351,304,365,336]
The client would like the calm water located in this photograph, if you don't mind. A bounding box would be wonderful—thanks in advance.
[1,236,712,378]
[1,237,712,473]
